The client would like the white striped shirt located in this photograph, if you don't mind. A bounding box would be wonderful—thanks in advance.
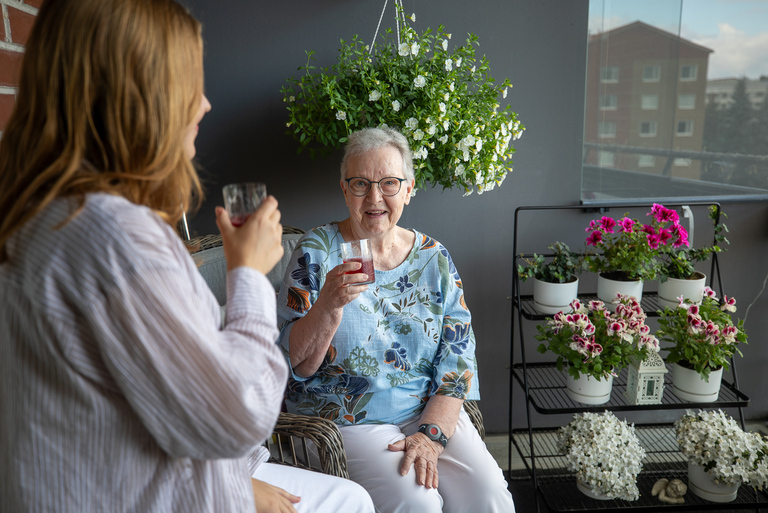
[0,193,288,512]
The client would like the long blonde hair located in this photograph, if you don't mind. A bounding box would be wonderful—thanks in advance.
[0,0,204,261]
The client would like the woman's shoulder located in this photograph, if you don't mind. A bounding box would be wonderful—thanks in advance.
[410,228,449,255]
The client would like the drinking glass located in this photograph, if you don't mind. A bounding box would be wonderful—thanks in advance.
[340,239,375,285]
[222,182,267,227]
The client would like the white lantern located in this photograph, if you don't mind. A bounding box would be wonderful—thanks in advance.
[624,352,668,405]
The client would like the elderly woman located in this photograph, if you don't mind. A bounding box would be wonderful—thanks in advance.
[277,127,515,512]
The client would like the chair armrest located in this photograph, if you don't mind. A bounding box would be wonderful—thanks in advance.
[268,412,349,479]
[463,400,485,440]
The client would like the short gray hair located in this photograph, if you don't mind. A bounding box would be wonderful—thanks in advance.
[340,127,414,183]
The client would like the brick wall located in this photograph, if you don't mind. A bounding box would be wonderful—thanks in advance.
[0,0,40,137]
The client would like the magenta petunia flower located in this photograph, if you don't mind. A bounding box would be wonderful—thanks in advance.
[599,216,617,233]
[586,230,603,246]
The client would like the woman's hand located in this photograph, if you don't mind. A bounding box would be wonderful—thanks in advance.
[216,196,283,274]
[251,478,300,513]
[314,261,370,312]
[387,432,444,489]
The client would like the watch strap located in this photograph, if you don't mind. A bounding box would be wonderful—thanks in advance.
[418,423,448,448]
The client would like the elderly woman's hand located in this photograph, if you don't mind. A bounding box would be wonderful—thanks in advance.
[314,261,370,312]
[388,432,444,489]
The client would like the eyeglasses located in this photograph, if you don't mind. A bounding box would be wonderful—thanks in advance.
[344,177,407,197]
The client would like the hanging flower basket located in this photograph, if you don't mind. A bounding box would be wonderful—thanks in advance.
[281,5,524,195]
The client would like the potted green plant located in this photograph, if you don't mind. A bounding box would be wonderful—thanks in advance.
[517,241,587,314]
[675,409,768,503]
[657,287,747,402]
[656,205,729,308]
[281,8,524,195]
[557,411,646,501]
[535,295,660,404]
[583,203,686,309]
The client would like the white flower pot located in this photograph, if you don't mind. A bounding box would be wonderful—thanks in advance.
[596,273,643,312]
[565,372,613,405]
[687,461,739,503]
[657,272,706,309]
[533,277,579,315]
[671,363,722,403]
[577,480,612,501]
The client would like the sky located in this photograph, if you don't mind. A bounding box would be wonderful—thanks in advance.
[589,0,768,80]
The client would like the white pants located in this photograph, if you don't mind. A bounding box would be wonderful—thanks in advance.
[339,410,516,513]
[252,462,376,512]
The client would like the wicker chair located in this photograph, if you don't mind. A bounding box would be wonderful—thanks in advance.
[186,230,485,479]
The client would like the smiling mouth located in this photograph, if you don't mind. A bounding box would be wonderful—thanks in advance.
[366,210,387,217]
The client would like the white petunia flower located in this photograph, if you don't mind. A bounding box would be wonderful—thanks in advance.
[413,75,426,88]
[455,57,462,67]
[392,100,401,112]
[442,39,448,51]
[411,43,420,56]
[439,102,446,114]
[444,93,450,101]
[502,87,508,99]
[288,95,295,102]
[410,13,416,22]
[471,66,476,73]
[449,81,455,92]
[369,90,381,101]
[443,120,449,130]
[439,135,448,144]
[398,43,410,57]
[405,117,418,130]
[335,111,347,121]
[444,59,453,72]
[454,163,465,176]
[413,129,425,141]
[427,125,436,135]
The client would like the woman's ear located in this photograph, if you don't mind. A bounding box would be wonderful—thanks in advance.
[403,179,415,205]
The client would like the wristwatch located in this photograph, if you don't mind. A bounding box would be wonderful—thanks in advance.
[418,423,448,448]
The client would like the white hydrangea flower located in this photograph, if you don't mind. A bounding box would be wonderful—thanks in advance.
[335,110,347,121]
[392,100,401,112]
[369,90,381,101]
[444,59,453,72]
[442,39,448,51]
[398,43,410,57]
[413,75,426,88]
[413,129,425,141]
[405,117,418,130]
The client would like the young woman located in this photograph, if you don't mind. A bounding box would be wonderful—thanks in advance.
[0,1,370,512]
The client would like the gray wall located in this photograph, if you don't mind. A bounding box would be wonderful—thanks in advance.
[183,0,768,433]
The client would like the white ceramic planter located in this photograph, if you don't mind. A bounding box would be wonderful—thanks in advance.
[687,461,739,503]
[671,363,723,403]
[577,480,612,501]
[565,372,613,405]
[596,273,643,312]
[657,272,706,309]
[533,277,579,315]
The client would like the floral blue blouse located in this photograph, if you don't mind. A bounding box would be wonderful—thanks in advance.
[276,222,480,426]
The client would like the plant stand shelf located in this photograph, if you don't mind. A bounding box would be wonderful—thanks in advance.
[512,362,749,415]
[511,425,768,512]
[508,203,761,512]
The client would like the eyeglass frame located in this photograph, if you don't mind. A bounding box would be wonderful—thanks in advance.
[343,176,407,197]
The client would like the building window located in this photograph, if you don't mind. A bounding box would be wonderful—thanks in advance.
[641,94,659,110]
[674,158,692,167]
[598,121,617,138]
[676,120,693,136]
[639,121,657,137]
[680,64,698,81]
[599,94,618,110]
[643,65,660,82]
[678,93,696,109]
[638,155,656,167]
[599,151,615,167]
[601,66,619,83]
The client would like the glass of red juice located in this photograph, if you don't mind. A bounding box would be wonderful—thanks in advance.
[223,182,267,227]
[340,239,375,285]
